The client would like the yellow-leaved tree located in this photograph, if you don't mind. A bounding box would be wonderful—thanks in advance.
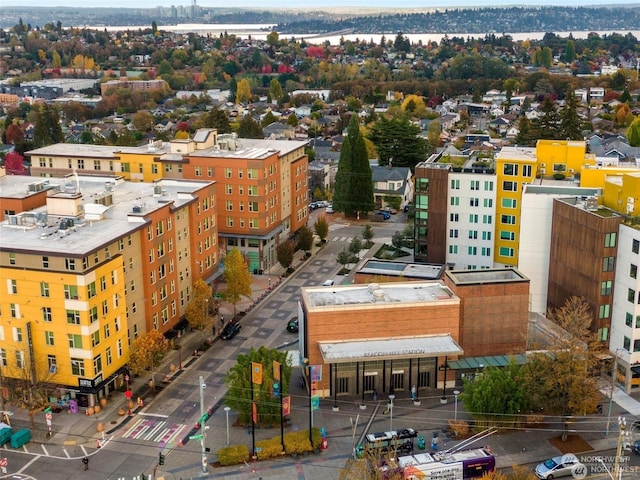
[222,248,253,319]
[236,78,252,104]
[185,278,214,337]
[128,329,170,390]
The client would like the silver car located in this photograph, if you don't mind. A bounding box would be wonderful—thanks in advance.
[535,455,586,479]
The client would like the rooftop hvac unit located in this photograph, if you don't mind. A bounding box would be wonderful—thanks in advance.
[132,206,142,213]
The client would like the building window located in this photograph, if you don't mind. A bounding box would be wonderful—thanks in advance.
[481,247,491,256]
[633,239,639,254]
[16,351,25,369]
[77,159,85,169]
[601,280,612,295]
[450,213,459,222]
[522,165,532,177]
[469,198,479,207]
[8,253,15,265]
[225,168,232,178]
[470,180,479,190]
[65,258,76,271]
[483,198,493,208]
[450,179,460,190]
[93,354,102,374]
[468,246,477,255]
[68,334,82,348]
[450,197,459,206]
[602,257,615,272]
[469,214,479,223]
[502,198,517,208]
[449,229,458,238]
[500,231,515,241]
[106,347,112,366]
[104,323,110,339]
[0,349,5,367]
[90,306,99,323]
[100,276,107,290]
[604,232,617,248]
[631,264,638,279]
[71,358,85,376]
[47,355,56,371]
[482,231,492,241]
[482,215,492,224]
[502,181,517,192]
[195,166,202,177]
[499,247,515,257]
[66,310,81,325]
[248,185,258,196]
[10,304,18,318]
[628,289,636,303]
[468,230,478,239]
[449,245,458,254]
[503,163,519,176]
[42,307,52,322]
[599,304,611,319]
[42,256,49,268]
[226,200,233,211]
[64,285,79,299]
[501,215,516,225]
[626,313,633,327]
[45,331,54,346]
[87,282,96,298]
[624,336,631,350]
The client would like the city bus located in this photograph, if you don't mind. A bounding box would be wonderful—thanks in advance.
[397,447,496,479]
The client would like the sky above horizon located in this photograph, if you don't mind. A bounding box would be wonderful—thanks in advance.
[7,1,640,8]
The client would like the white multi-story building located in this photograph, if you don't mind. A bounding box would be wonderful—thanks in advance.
[610,223,640,393]
[445,172,497,270]
[519,185,602,313]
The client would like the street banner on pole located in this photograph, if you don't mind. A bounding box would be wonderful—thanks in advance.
[251,362,263,385]
[273,361,281,381]
[282,396,291,416]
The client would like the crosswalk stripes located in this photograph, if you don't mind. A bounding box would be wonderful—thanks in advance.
[120,417,188,445]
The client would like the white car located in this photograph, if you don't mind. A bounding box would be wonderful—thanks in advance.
[326,204,334,213]
[535,455,586,479]
[322,279,335,286]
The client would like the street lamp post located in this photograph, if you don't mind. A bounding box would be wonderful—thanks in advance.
[224,406,231,445]
[350,415,360,459]
[453,390,460,421]
[303,358,313,449]
[388,394,395,431]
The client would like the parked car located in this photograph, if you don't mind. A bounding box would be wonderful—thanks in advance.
[633,440,640,454]
[535,455,586,479]
[286,317,299,333]
[383,207,398,214]
[322,279,335,286]
[220,321,241,340]
[326,204,334,213]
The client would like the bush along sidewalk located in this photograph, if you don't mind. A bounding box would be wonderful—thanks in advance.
[215,428,323,466]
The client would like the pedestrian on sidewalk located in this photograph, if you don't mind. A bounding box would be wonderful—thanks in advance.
[82,456,89,470]
[411,384,417,401]
[372,389,378,403]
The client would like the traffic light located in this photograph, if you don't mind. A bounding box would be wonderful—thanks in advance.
[159,453,165,466]
[273,382,280,398]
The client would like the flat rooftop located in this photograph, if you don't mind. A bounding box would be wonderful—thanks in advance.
[356,259,444,280]
[188,138,309,160]
[25,142,172,159]
[495,146,537,162]
[0,175,212,256]
[444,268,529,285]
[302,281,457,309]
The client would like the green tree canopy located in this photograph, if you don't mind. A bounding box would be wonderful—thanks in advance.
[237,115,264,139]
[224,346,291,425]
[296,225,314,255]
[627,116,640,146]
[276,240,295,272]
[559,90,583,140]
[333,116,375,217]
[368,114,429,170]
[201,106,231,134]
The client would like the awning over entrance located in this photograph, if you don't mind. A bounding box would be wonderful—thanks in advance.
[317,334,463,364]
[447,354,528,370]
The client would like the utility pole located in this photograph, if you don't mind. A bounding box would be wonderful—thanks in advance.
[199,375,207,474]
[613,416,629,480]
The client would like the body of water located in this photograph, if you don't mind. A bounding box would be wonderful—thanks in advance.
[92,23,640,45]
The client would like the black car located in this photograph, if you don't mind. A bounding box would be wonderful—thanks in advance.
[633,440,640,454]
[286,317,299,333]
[220,321,241,340]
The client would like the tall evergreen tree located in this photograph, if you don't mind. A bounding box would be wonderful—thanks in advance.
[332,116,374,217]
[532,96,561,140]
[514,115,534,147]
[368,115,428,170]
[33,104,63,148]
[202,106,231,134]
[237,115,263,139]
[560,90,583,140]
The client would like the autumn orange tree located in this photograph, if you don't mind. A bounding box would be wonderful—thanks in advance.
[128,329,170,389]
[185,278,215,336]
[222,248,252,319]
[314,215,329,243]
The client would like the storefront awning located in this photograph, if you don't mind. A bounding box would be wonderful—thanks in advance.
[447,354,528,370]
[318,334,463,364]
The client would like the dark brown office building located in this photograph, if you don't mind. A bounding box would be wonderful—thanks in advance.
[547,197,622,340]
[414,162,451,264]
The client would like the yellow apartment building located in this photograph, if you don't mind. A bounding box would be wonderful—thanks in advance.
[535,139,596,177]
[580,165,640,189]
[602,172,640,216]
[0,175,217,408]
[494,146,537,266]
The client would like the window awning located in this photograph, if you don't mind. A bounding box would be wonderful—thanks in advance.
[318,334,463,364]
[447,354,528,370]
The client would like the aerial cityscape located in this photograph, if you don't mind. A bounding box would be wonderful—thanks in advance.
[1,3,640,480]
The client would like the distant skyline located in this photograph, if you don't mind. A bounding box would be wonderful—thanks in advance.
[6,0,640,9]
